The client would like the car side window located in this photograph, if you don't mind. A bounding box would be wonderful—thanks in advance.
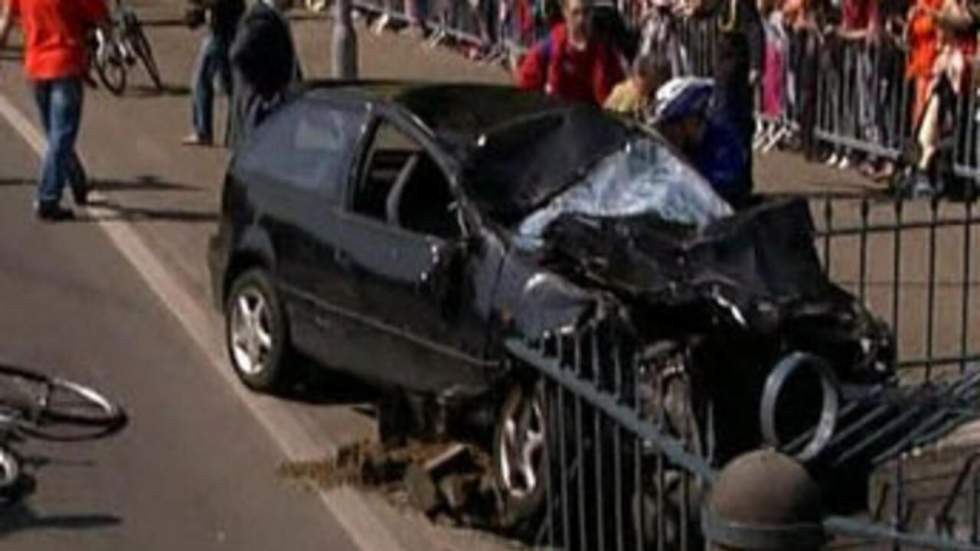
[354,122,461,240]
[236,100,366,203]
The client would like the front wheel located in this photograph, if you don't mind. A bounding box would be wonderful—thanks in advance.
[92,35,127,96]
[129,21,163,90]
[225,269,292,391]
[493,381,549,531]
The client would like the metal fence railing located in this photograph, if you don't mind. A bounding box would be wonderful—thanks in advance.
[498,196,980,550]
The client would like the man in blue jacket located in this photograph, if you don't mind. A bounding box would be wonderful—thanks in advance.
[653,77,753,207]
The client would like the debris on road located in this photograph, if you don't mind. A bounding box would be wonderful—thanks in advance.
[278,438,503,530]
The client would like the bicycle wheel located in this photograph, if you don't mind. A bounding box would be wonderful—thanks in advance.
[0,363,127,440]
[129,20,163,90]
[93,35,127,96]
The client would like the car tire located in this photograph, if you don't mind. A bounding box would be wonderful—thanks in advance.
[493,380,549,531]
[225,268,292,392]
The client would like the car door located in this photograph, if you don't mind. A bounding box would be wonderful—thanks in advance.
[315,115,495,396]
[234,97,370,361]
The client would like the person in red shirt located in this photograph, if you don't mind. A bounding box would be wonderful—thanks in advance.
[515,0,625,106]
[0,0,108,220]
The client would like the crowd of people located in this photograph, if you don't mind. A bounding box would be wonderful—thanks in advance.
[5,0,980,221]
[366,0,980,199]
[508,0,761,205]
[754,0,980,197]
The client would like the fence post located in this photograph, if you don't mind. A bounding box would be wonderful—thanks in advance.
[332,0,359,79]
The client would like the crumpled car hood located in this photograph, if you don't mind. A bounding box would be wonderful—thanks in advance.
[537,197,842,328]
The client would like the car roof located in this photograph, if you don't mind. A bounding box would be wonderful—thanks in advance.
[303,80,566,140]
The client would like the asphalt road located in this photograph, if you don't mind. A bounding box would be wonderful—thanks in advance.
[0,123,357,549]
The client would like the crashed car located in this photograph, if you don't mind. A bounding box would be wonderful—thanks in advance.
[207,81,894,525]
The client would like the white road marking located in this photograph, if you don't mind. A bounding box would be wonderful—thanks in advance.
[0,93,407,551]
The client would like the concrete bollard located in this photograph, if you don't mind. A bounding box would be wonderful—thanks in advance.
[701,450,826,551]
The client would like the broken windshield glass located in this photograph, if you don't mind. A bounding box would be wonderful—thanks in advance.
[516,138,733,246]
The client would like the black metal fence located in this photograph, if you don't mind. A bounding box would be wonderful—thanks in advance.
[501,196,980,550]
[811,195,980,379]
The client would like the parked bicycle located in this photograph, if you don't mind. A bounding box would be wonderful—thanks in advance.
[91,0,163,96]
[0,363,127,501]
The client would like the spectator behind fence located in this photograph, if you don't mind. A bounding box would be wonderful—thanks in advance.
[637,0,689,78]
[783,0,822,161]
[901,2,977,197]
[907,0,942,128]
[228,0,302,149]
[515,0,626,106]
[604,53,671,118]
[837,0,882,174]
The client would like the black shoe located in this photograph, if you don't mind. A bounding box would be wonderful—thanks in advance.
[36,202,75,221]
[70,179,89,206]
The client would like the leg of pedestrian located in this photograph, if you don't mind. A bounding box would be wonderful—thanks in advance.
[35,78,83,220]
[185,34,218,146]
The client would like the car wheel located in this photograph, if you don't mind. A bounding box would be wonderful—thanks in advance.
[493,381,549,530]
[225,269,291,391]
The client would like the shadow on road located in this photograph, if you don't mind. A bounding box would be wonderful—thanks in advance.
[0,177,199,193]
[93,176,200,193]
[0,474,121,535]
[127,84,191,98]
[80,199,218,224]
[0,507,122,535]
[0,178,31,188]
[277,356,379,408]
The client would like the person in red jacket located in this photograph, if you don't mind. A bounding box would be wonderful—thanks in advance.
[0,0,108,220]
[515,0,626,106]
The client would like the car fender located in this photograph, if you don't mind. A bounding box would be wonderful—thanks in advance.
[224,225,278,303]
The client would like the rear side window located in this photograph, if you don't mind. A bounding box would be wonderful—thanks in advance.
[236,100,367,202]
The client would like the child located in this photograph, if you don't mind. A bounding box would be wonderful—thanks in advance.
[604,54,672,119]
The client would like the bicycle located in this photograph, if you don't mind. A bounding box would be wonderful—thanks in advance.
[91,0,164,96]
[0,363,127,500]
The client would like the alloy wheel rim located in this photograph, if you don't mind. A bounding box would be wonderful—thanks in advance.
[499,388,546,500]
[230,288,274,376]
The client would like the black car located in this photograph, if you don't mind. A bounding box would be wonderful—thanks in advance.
[207,81,893,523]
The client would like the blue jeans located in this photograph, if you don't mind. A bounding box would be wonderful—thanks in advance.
[32,77,85,205]
[191,34,232,140]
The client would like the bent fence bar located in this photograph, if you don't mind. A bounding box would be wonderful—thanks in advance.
[503,197,980,550]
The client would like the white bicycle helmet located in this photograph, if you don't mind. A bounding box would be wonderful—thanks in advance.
[652,77,715,125]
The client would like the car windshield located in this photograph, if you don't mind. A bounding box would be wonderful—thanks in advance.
[516,137,733,246]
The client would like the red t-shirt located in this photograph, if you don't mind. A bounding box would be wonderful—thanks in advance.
[516,23,625,106]
[7,0,108,80]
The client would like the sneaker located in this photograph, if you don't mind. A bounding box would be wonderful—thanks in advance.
[896,171,938,199]
[911,179,937,198]
[36,201,75,221]
[870,162,896,182]
[825,153,839,166]
[372,13,390,34]
[181,133,212,147]
[837,156,851,170]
